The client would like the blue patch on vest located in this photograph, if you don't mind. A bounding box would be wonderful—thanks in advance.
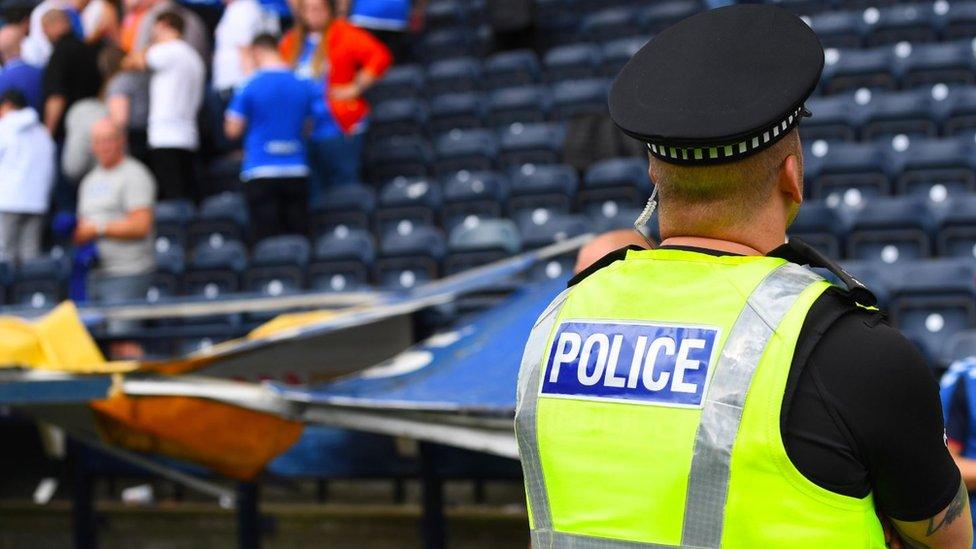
[541,321,720,408]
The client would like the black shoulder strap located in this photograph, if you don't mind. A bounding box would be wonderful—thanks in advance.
[567,245,646,288]
[770,237,878,308]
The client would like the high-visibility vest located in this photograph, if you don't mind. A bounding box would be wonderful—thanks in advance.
[515,248,887,547]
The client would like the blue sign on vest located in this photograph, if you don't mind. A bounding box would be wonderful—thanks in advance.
[541,321,721,408]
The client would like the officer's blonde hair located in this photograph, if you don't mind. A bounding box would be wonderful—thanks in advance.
[648,129,802,233]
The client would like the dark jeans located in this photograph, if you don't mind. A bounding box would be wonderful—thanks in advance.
[244,176,309,242]
[307,132,365,207]
[150,147,197,202]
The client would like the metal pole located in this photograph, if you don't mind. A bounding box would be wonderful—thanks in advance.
[71,444,97,549]
[419,443,445,549]
[237,482,261,549]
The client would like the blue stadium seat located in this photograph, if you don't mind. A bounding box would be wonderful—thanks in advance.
[376,225,447,289]
[545,43,603,83]
[942,329,976,365]
[445,218,521,274]
[309,227,375,292]
[10,255,68,308]
[427,92,485,134]
[367,64,425,103]
[243,235,310,295]
[486,86,551,127]
[425,0,466,29]
[944,1,976,39]
[944,86,976,136]
[589,204,649,235]
[422,28,479,61]
[936,194,976,258]
[767,0,836,15]
[154,199,195,251]
[802,95,857,142]
[442,170,508,231]
[519,212,589,249]
[886,258,976,361]
[891,137,975,196]
[550,78,609,119]
[821,46,897,94]
[600,37,647,78]
[308,183,376,237]
[805,140,890,200]
[899,41,976,89]
[364,135,433,183]
[433,128,498,175]
[498,122,566,168]
[789,200,847,259]
[370,98,429,141]
[582,7,641,40]
[184,239,248,298]
[426,57,483,95]
[149,240,184,301]
[483,49,541,89]
[639,0,700,32]
[845,196,936,263]
[507,163,579,215]
[580,157,652,211]
[861,89,938,142]
[535,0,584,49]
[375,177,442,237]
[864,4,939,46]
[186,192,249,248]
[807,11,864,49]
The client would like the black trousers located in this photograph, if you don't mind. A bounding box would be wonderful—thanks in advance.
[244,176,309,242]
[149,147,198,202]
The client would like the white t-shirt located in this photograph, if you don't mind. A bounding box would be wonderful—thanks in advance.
[212,0,279,92]
[81,0,106,41]
[146,39,205,150]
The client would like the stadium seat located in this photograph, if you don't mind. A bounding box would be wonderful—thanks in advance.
[507,163,579,215]
[821,47,897,94]
[519,212,589,249]
[544,43,603,83]
[367,64,425,103]
[807,11,865,49]
[370,98,429,141]
[891,137,975,197]
[580,157,652,211]
[184,239,248,298]
[243,235,311,296]
[802,95,858,142]
[498,122,566,168]
[486,86,551,127]
[861,89,938,141]
[150,240,185,301]
[942,329,976,365]
[433,128,499,175]
[936,194,976,258]
[441,170,508,231]
[422,28,480,61]
[376,225,447,289]
[483,49,541,89]
[601,37,647,78]
[309,227,375,292]
[845,195,936,263]
[308,183,376,237]
[638,0,700,32]
[768,0,836,15]
[864,4,939,46]
[364,135,433,183]
[426,57,483,95]
[788,199,847,259]
[582,7,641,40]
[805,141,890,201]
[427,92,486,134]
[944,86,976,136]
[444,217,521,274]
[154,199,195,251]
[899,41,976,89]
[9,255,68,308]
[943,1,976,39]
[425,0,466,29]
[186,192,249,248]
[550,78,610,119]
[589,204,650,235]
[375,177,442,237]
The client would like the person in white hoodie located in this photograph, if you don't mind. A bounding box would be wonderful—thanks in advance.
[0,89,55,264]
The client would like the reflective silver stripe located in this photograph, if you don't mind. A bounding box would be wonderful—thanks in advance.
[532,531,676,548]
[517,287,573,543]
[681,263,824,547]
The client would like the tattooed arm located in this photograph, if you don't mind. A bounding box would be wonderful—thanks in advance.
[890,481,973,549]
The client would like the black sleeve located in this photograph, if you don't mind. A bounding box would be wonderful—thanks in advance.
[808,305,961,522]
[42,46,68,99]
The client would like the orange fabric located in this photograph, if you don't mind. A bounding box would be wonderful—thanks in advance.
[91,395,303,480]
[119,9,146,53]
[280,19,393,134]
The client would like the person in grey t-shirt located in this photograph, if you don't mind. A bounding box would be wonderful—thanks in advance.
[105,70,151,162]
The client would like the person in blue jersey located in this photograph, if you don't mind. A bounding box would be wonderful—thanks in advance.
[941,357,976,546]
[338,0,424,62]
[225,33,315,241]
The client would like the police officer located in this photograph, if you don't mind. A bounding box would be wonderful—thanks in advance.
[515,5,973,548]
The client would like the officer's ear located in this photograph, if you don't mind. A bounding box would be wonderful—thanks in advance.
[777,154,803,206]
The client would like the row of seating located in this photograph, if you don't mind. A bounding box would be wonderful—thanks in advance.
[803,2,976,48]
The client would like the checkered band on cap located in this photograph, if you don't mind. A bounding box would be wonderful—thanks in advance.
[645,106,808,165]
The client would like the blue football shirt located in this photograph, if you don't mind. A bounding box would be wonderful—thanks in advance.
[349,0,411,32]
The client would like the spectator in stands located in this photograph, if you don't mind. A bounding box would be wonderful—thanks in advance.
[212,0,280,98]
[41,8,101,139]
[573,230,651,274]
[21,0,85,67]
[940,358,976,528]
[338,0,425,63]
[0,25,43,113]
[104,56,150,163]
[74,118,155,354]
[225,33,314,241]
[123,10,205,202]
[80,0,120,45]
[0,90,55,264]
[62,45,125,183]
[280,0,391,205]
[127,0,209,62]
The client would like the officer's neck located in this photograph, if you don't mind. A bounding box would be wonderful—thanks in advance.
[659,236,767,256]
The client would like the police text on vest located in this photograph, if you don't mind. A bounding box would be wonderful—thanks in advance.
[541,321,720,408]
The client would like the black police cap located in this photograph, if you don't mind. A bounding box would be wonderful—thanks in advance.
[609,4,824,165]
